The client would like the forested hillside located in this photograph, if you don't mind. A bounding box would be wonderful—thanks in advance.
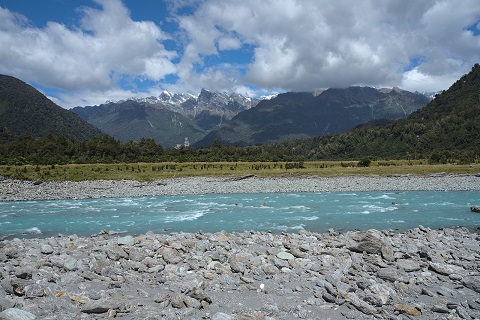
[274,64,480,162]
[0,75,103,141]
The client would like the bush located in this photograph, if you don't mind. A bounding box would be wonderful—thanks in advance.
[357,157,371,167]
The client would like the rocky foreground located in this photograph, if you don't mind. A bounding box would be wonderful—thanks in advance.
[1,226,479,319]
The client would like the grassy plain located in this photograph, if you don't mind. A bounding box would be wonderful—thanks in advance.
[0,160,479,182]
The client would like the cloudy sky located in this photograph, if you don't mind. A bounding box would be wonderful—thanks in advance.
[0,0,479,108]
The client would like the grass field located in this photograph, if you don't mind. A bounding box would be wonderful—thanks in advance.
[0,160,479,182]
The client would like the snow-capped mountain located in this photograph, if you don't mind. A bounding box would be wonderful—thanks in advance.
[113,89,269,124]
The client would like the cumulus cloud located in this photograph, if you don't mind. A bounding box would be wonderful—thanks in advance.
[173,0,480,93]
[0,0,176,93]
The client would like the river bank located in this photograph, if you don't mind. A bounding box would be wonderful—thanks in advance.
[1,173,480,202]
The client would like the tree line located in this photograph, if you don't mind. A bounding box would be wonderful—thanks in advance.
[0,134,298,165]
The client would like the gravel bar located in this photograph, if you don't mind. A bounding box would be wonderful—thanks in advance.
[1,174,480,202]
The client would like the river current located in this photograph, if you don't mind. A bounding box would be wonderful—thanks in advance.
[1,191,479,238]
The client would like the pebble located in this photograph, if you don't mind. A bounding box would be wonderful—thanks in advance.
[0,226,477,319]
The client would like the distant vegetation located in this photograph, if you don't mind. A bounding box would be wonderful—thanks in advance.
[1,160,478,182]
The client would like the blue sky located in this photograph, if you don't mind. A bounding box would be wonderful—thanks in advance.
[0,0,479,108]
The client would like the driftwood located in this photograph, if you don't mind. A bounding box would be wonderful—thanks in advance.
[470,206,480,213]
[225,174,256,182]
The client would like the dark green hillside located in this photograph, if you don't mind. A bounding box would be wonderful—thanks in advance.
[276,64,480,161]
[0,74,103,141]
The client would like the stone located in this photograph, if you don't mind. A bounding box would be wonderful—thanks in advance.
[170,294,185,308]
[159,247,183,264]
[462,276,480,293]
[376,268,408,283]
[431,304,450,313]
[0,298,13,312]
[394,304,422,316]
[397,259,422,272]
[380,243,395,262]
[63,257,77,271]
[105,246,128,261]
[81,303,111,314]
[0,308,36,320]
[212,313,235,320]
[40,244,54,254]
[429,262,465,276]
[349,232,384,254]
[345,292,377,315]
[117,235,134,246]
[276,251,294,260]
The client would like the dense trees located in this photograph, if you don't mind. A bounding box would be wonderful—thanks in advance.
[0,135,297,165]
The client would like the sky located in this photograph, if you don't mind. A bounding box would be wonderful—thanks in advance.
[0,0,479,109]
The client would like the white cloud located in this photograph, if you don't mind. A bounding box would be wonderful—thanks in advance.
[0,0,176,93]
[1,0,479,107]
[173,0,480,93]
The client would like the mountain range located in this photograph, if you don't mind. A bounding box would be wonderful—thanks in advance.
[72,87,430,148]
[72,89,266,148]
[195,86,430,147]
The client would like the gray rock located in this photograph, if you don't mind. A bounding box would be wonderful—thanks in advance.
[429,262,465,276]
[345,292,377,315]
[397,259,422,272]
[105,246,128,261]
[81,303,110,314]
[462,276,480,293]
[381,243,395,262]
[0,308,36,320]
[349,232,384,254]
[159,247,183,264]
[40,244,54,254]
[276,251,294,260]
[0,298,13,312]
[376,268,408,283]
[212,312,235,320]
[170,294,186,308]
[63,257,77,271]
[117,235,134,246]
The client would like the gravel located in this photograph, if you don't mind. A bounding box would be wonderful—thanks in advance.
[1,174,480,202]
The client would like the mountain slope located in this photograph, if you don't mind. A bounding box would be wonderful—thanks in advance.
[73,101,205,148]
[275,64,480,160]
[0,74,103,141]
[195,87,430,147]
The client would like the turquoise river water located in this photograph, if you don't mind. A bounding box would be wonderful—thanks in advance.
[1,191,479,238]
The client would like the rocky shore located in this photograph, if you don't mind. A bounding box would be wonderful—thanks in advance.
[0,174,479,319]
[1,226,479,319]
